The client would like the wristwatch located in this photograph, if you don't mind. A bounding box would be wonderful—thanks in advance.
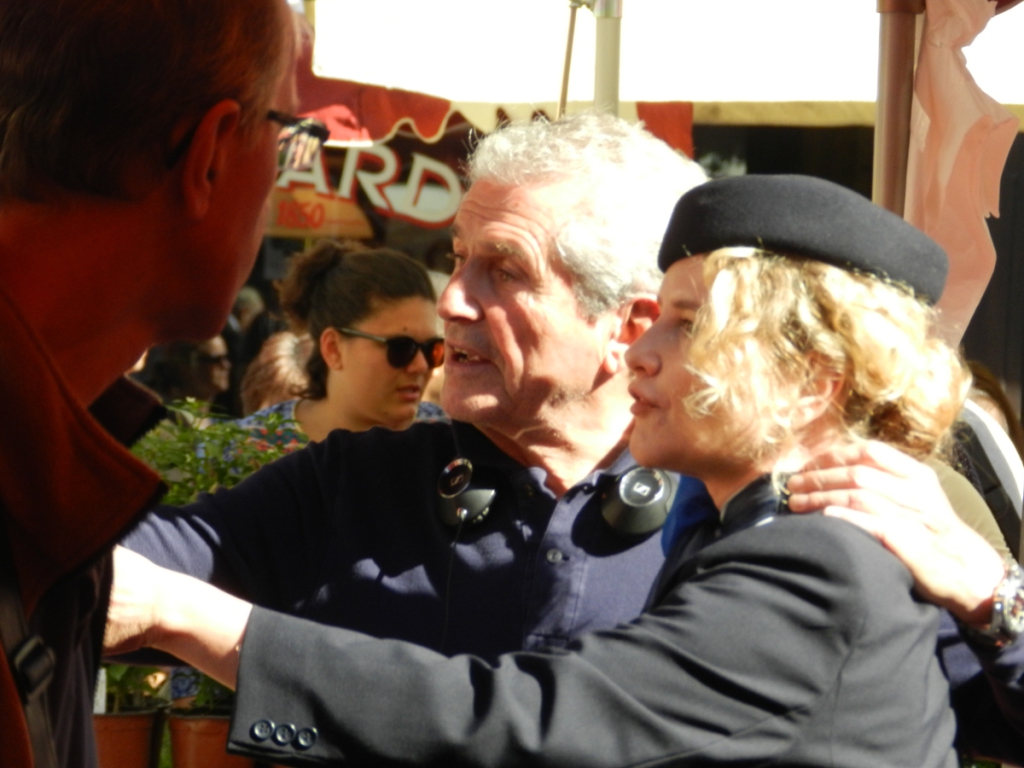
[967,558,1024,648]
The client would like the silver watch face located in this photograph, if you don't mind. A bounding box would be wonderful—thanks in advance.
[1002,565,1024,637]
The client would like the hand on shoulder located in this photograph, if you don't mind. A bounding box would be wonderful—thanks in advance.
[785,441,1007,626]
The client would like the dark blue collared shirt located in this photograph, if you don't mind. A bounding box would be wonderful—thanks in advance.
[123,420,679,661]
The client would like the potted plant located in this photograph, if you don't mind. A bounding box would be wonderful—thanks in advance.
[128,400,302,768]
[131,399,303,507]
[93,664,166,768]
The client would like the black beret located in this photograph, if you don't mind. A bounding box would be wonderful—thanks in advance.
[658,174,948,304]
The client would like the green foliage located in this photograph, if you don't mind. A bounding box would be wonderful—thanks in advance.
[104,664,163,713]
[192,675,235,713]
[131,399,304,506]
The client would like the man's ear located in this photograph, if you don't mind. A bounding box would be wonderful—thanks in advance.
[601,295,660,376]
[180,99,243,220]
[320,327,345,371]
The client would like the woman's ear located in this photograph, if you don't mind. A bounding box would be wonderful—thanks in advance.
[179,99,242,220]
[601,296,660,376]
[320,328,345,371]
[793,370,844,431]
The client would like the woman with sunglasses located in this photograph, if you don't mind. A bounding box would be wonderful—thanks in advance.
[241,240,445,443]
[142,335,233,409]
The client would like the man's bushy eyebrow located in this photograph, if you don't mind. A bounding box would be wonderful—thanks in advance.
[493,242,526,259]
[450,234,527,261]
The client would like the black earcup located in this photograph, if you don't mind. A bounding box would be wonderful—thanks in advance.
[437,458,496,527]
[601,467,673,535]
[438,488,496,527]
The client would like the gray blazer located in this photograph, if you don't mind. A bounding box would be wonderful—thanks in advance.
[226,478,958,767]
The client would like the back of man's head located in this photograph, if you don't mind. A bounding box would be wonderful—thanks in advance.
[466,113,707,318]
[0,0,287,201]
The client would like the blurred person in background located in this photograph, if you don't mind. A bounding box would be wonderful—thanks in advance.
[422,269,450,406]
[953,359,1024,560]
[244,240,445,442]
[233,286,266,335]
[239,331,313,416]
[146,336,233,408]
[238,284,288,376]
[968,360,1024,461]
[216,286,268,416]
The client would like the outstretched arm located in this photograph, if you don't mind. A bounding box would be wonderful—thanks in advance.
[107,520,948,767]
[104,546,251,690]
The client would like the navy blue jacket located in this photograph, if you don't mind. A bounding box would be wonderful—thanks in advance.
[123,423,1024,763]
[224,478,959,766]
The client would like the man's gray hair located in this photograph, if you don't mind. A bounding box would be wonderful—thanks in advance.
[466,113,707,318]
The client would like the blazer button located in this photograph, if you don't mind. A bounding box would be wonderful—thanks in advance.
[250,720,275,742]
[295,727,318,750]
[272,723,297,746]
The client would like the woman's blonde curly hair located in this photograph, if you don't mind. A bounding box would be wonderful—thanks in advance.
[684,248,971,463]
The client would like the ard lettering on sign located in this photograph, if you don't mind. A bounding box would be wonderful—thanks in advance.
[273,144,463,237]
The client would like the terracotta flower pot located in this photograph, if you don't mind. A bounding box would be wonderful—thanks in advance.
[93,711,161,768]
[168,713,256,768]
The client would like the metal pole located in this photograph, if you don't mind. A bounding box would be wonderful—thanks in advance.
[559,3,583,119]
[872,0,925,215]
[593,0,622,116]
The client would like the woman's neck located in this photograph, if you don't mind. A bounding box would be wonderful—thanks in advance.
[293,397,341,442]
[294,393,386,441]
[703,418,845,515]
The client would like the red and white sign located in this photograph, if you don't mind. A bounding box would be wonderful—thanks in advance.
[274,144,463,231]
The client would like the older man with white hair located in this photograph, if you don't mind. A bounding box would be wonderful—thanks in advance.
[116,112,711,664]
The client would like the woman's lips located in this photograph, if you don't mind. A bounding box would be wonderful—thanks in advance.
[628,385,658,416]
[630,400,654,417]
[396,385,422,403]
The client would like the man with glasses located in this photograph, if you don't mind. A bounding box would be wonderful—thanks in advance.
[0,1,328,766]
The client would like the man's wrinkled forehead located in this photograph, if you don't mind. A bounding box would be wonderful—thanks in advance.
[449,180,568,267]
[451,223,527,259]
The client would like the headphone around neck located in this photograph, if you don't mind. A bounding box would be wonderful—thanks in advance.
[436,458,673,535]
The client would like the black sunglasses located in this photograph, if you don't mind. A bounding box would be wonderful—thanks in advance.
[165,110,330,172]
[339,328,445,370]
